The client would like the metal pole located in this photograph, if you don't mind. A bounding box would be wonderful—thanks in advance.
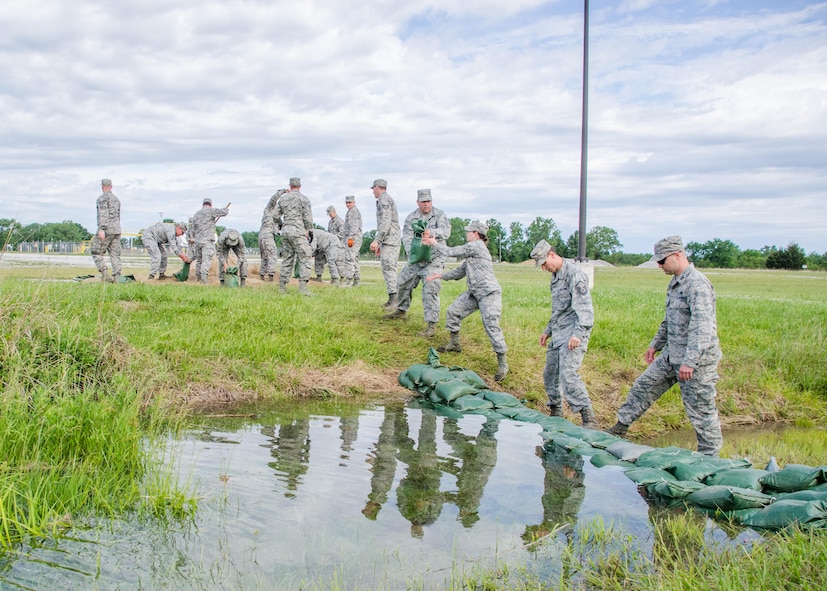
[577,0,589,261]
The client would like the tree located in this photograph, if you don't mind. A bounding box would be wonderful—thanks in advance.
[566,226,622,260]
[360,230,376,255]
[0,218,23,247]
[242,231,259,249]
[766,243,806,270]
[736,249,766,269]
[447,217,469,247]
[504,221,528,263]
[806,251,827,271]
[485,218,505,261]
[686,238,740,268]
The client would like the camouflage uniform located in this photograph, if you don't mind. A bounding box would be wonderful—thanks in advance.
[395,204,451,323]
[272,188,314,288]
[542,261,595,413]
[142,221,184,277]
[433,240,507,354]
[616,264,723,455]
[91,183,122,279]
[190,204,230,283]
[310,229,346,281]
[316,213,345,278]
[216,229,248,282]
[343,201,362,282]
[374,192,401,295]
[259,190,284,280]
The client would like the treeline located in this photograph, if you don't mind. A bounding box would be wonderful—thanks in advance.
[2,216,825,270]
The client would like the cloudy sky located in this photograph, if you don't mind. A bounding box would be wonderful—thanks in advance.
[1,0,825,254]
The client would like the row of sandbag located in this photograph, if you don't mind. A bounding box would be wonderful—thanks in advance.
[397,351,827,531]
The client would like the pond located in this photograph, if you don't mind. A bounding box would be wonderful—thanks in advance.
[0,400,762,590]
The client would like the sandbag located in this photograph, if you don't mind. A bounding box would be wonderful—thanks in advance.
[636,447,704,470]
[225,267,240,288]
[775,490,827,502]
[706,468,770,491]
[404,364,434,386]
[174,262,191,281]
[648,479,706,500]
[733,499,827,530]
[397,371,416,390]
[590,450,636,469]
[452,394,494,412]
[605,441,656,463]
[417,366,455,387]
[624,467,677,486]
[671,457,752,483]
[535,416,587,436]
[408,219,432,264]
[759,464,827,493]
[479,390,523,408]
[446,367,488,389]
[577,429,621,450]
[687,485,775,511]
[433,379,480,403]
[543,433,594,452]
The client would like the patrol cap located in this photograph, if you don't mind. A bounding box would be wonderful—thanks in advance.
[101,178,112,186]
[345,195,355,203]
[326,205,336,214]
[530,239,554,267]
[371,179,387,189]
[417,189,432,202]
[202,197,213,206]
[289,177,301,187]
[177,222,188,233]
[227,229,240,245]
[465,220,488,237]
[651,235,685,262]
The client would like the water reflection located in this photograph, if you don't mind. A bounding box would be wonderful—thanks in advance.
[263,418,311,498]
[523,445,586,545]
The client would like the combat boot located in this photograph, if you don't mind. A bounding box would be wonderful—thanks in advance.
[437,331,462,353]
[494,352,509,382]
[418,322,437,337]
[580,406,600,430]
[546,403,563,417]
[339,277,347,287]
[268,274,275,282]
[352,278,359,287]
[240,278,246,287]
[311,275,322,283]
[383,293,398,312]
[147,274,156,281]
[278,282,287,294]
[157,273,169,281]
[107,273,120,284]
[606,421,629,437]
[384,308,407,320]
[220,279,225,286]
[299,280,314,297]
[100,269,109,282]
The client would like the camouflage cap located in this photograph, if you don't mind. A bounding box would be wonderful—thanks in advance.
[651,235,685,262]
[345,195,355,203]
[417,189,432,202]
[530,239,553,267]
[177,222,188,232]
[465,220,488,237]
[326,205,336,214]
[101,178,112,186]
[371,179,387,189]
[202,197,213,205]
[227,229,240,245]
[289,177,301,187]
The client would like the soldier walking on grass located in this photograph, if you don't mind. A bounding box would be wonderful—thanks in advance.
[143,221,190,280]
[368,179,401,310]
[606,235,723,456]
[91,178,122,282]
[259,188,286,282]
[190,197,231,284]
[272,177,314,296]
[343,195,362,287]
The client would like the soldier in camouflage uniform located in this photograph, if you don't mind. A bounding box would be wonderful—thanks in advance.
[314,206,346,282]
[90,178,122,282]
[385,189,451,338]
[216,228,248,287]
[529,240,598,429]
[422,221,509,382]
[607,235,723,456]
[259,188,286,282]
[309,229,346,285]
[190,197,231,284]
[368,179,401,310]
[343,195,362,286]
[272,177,314,296]
[143,221,190,280]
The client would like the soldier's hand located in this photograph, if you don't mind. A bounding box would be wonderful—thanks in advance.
[539,333,549,347]
[678,365,694,381]
[567,336,581,350]
[645,347,657,364]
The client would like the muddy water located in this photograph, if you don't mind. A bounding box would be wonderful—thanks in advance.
[0,400,761,590]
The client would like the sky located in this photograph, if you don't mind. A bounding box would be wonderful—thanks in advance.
[1,0,825,254]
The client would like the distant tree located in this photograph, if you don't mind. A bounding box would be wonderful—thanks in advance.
[604,252,650,266]
[806,251,827,271]
[360,229,376,255]
[504,221,528,263]
[242,231,259,248]
[0,218,23,247]
[686,238,740,268]
[567,226,622,260]
[485,218,505,261]
[447,217,469,247]
[736,249,767,269]
[766,243,806,270]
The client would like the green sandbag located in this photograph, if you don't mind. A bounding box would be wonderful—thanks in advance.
[733,499,827,530]
[480,390,523,408]
[648,479,706,500]
[452,393,494,411]
[672,457,752,483]
[404,364,434,385]
[577,428,621,450]
[636,446,705,470]
[418,366,455,387]
[759,464,827,493]
[775,490,827,502]
[535,416,586,436]
[542,433,594,452]
[433,379,480,403]
[590,451,635,469]
[398,371,416,390]
[605,441,656,463]
[687,485,775,511]
[430,404,465,420]
[624,467,678,486]
[225,266,240,288]
[174,262,191,281]
[408,219,432,263]
[447,367,488,389]
[506,407,549,424]
[706,468,770,491]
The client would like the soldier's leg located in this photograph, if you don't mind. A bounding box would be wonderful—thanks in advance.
[90,235,106,274]
[478,292,506,354]
[543,346,563,408]
[199,243,216,282]
[237,249,248,279]
[158,248,168,276]
[395,264,419,312]
[421,264,441,324]
[680,363,723,456]
[558,342,592,413]
[279,238,297,288]
[616,356,677,426]
[109,234,122,277]
[145,240,162,277]
[298,240,313,281]
[379,245,398,295]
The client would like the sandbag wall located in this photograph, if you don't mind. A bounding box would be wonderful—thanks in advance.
[398,351,827,532]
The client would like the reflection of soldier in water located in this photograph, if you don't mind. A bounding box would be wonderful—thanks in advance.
[338,413,359,465]
[522,444,586,546]
[362,406,403,520]
[442,418,499,527]
[264,418,311,498]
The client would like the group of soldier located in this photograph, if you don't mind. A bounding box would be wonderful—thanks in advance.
[91,176,723,456]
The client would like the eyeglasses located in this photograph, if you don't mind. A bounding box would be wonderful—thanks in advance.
[657,253,673,265]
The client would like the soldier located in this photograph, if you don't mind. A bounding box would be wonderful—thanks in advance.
[607,235,723,456]
[343,195,362,287]
[190,197,231,284]
[90,178,122,282]
[309,229,346,286]
[217,229,248,287]
[529,239,598,429]
[421,221,509,382]
[272,177,314,296]
[384,189,451,338]
[142,221,190,280]
[259,188,286,282]
[368,179,401,310]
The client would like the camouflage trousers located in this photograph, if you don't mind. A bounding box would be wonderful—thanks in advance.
[145,239,169,276]
[543,339,592,413]
[315,246,346,280]
[280,232,312,284]
[379,242,400,294]
[396,260,443,323]
[194,241,216,282]
[343,240,361,280]
[617,354,722,455]
[218,245,248,280]
[445,290,507,354]
[259,230,278,276]
[90,233,122,276]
